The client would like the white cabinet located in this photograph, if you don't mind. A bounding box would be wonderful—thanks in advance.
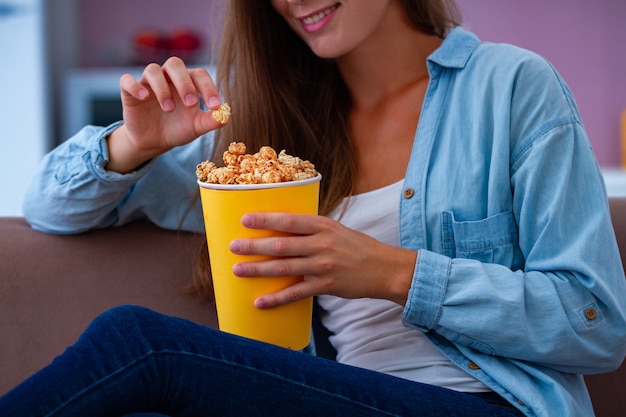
[603,169,626,197]
[0,0,48,216]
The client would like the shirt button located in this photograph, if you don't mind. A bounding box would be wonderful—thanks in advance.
[468,362,480,370]
[403,188,415,199]
[584,308,598,320]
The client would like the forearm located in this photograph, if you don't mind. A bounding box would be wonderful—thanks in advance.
[22,123,152,234]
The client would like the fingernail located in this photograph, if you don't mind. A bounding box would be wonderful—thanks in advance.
[241,214,254,227]
[207,96,221,108]
[254,298,268,309]
[230,240,241,253]
[232,263,244,276]
[163,99,175,111]
[185,93,198,106]
[137,88,149,100]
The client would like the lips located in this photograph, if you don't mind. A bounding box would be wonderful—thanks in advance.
[298,3,339,33]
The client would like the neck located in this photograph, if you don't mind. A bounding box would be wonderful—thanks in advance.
[336,7,442,110]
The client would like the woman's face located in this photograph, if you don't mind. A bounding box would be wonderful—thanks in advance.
[270,0,396,59]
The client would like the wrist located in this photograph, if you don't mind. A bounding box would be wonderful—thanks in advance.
[104,125,157,173]
[387,249,418,306]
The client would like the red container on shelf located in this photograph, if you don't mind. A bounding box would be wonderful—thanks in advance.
[133,28,204,65]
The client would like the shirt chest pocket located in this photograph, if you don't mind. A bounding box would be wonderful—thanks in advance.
[441,210,522,267]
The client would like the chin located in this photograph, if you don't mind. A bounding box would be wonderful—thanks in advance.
[308,42,350,60]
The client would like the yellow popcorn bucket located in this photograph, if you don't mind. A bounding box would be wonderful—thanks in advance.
[198,173,321,349]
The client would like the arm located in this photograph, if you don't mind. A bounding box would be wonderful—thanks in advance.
[23,57,225,234]
[22,124,214,234]
[403,54,626,375]
[406,123,626,374]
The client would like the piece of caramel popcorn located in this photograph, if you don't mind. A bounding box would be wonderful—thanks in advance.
[211,103,231,125]
[196,142,318,185]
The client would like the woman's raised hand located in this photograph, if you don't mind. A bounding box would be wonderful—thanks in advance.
[106,57,227,173]
[229,213,418,308]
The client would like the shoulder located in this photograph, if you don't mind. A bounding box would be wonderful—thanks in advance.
[437,27,563,87]
[434,28,585,160]
[475,41,561,88]
[454,29,580,120]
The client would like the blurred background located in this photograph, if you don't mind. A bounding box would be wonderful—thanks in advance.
[1,0,625,216]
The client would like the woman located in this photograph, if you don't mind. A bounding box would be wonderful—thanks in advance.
[3,0,625,416]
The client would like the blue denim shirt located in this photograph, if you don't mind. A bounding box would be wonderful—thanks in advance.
[23,28,626,417]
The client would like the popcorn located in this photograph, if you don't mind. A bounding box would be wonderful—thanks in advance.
[196,142,318,185]
[211,103,231,125]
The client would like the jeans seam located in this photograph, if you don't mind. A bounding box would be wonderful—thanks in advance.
[47,349,402,417]
[46,351,158,417]
[168,350,403,417]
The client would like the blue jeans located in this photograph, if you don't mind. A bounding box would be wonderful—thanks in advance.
[0,305,524,417]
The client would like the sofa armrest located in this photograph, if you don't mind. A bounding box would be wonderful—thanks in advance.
[584,197,626,417]
[0,218,217,395]
[609,197,626,268]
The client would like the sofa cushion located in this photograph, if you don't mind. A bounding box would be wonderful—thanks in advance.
[0,218,217,395]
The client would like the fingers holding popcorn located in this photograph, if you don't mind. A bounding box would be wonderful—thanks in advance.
[187,66,220,106]
[112,60,230,174]
[125,58,223,120]
[157,57,202,109]
[138,62,182,112]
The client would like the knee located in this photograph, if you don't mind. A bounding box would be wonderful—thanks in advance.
[95,304,156,325]
[83,305,208,354]
[85,305,163,342]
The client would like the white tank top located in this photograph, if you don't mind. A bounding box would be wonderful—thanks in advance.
[318,180,490,393]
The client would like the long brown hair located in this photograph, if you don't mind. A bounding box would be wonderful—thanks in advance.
[213,0,460,215]
[189,0,461,299]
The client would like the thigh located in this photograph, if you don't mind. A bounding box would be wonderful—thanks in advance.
[0,305,523,417]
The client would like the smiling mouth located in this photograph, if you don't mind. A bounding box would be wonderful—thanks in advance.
[301,3,339,25]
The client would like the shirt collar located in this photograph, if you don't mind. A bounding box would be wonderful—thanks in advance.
[427,27,481,77]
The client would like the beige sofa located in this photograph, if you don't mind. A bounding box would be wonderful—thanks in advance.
[1,198,625,416]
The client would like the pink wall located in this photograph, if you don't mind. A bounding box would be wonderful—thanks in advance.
[80,0,626,166]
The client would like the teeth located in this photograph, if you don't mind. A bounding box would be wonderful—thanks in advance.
[302,5,337,25]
